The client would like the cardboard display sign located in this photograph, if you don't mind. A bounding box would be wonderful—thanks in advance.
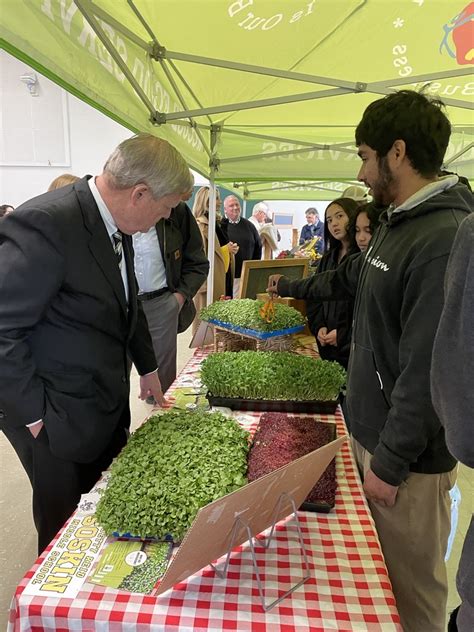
[155,435,346,595]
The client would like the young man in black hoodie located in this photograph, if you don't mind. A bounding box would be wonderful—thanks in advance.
[268,90,472,632]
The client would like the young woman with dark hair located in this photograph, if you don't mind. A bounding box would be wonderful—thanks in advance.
[351,201,384,252]
[306,197,360,369]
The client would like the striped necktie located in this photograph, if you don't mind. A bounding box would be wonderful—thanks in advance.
[112,231,123,266]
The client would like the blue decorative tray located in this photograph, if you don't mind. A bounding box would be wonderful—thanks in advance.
[208,318,304,340]
[112,531,174,542]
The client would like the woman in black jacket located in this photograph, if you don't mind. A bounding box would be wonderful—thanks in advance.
[306,197,360,369]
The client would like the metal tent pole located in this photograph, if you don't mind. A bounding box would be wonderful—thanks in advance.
[206,127,220,306]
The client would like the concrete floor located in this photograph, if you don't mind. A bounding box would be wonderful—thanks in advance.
[0,329,472,629]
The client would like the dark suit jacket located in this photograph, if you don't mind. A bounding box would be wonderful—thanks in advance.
[0,177,156,462]
[154,203,209,333]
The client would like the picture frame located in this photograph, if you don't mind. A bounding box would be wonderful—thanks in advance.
[272,212,294,229]
[239,258,309,300]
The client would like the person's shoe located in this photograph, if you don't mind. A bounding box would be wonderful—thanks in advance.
[146,395,156,406]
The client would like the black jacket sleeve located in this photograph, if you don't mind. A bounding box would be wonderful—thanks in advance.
[431,215,474,468]
[278,252,363,300]
[168,204,209,300]
[128,304,158,376]
[250,222,262,260]
[0,209,63,427]
[371,254,456,485]
[305,254,330,336]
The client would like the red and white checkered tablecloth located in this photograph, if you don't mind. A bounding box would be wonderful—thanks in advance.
[8,348,401,631]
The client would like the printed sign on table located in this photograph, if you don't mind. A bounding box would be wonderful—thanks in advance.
[89,540,172,594]
[22,515,107,598]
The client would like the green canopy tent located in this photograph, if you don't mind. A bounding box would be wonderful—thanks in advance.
[1,0,473,298]
[1,0,473,197]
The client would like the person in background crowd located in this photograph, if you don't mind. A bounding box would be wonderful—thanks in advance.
[133,181,208,400]
[0,133,189,554]
[248,202,268,231]
[263,211,281,240]
[48,173,80,191]
[0,204,14,217]
[192,186,238,334]
[351,201,384,252]
[431,212,474,632]
[267,90,472,632]
[342,184,369,203]
[249,201,280,259]
[299,207,324,254]
[221,195,261,297]
[306,197,359,370]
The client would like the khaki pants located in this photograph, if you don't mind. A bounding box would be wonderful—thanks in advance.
[351,438,456,632]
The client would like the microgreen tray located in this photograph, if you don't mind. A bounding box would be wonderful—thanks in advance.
[248,416,337,513]
[207,318,304,339]
[206,393,338,414]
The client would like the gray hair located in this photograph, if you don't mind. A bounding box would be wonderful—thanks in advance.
[103,133,193,199]
[252,202,269,216]
[223,195,240,206]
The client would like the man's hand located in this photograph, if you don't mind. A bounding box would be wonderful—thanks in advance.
[267,274,283,295]
[173,292,185,310]
[324,329,337,346]
[363,468,399,507]
[317,327,328,346]
[139,372,167,407]
[28,421,44,438]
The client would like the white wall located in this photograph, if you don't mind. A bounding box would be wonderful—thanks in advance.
[0,51,325,225]
[0,51,209,208]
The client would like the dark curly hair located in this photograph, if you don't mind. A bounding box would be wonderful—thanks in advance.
[355,90,451,178]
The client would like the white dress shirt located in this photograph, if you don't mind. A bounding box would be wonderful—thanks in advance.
[89,177,129,302]
[133,226,167,293]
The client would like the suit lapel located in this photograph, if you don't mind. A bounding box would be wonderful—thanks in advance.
[74,177,128,318]
[155,218,165,259]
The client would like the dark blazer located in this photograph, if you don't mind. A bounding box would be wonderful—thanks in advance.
[154,203,209,332]
[0,176,156,462]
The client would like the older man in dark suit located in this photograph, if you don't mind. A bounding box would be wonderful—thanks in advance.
[0,133,193,553]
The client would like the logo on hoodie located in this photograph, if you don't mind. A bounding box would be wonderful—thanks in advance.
[366,249,390,272]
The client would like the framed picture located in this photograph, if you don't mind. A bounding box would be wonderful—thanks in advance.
[239,258,309,300]
[272,212,294,229]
